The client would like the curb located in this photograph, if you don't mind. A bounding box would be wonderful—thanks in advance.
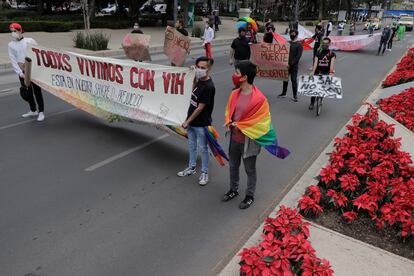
[0,38,234,74]
[218,43,414,276]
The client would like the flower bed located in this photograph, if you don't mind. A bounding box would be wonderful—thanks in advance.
[382,48,414,88]
[239,206,333,276]
[377,87,414,132]
[298,105,414,259]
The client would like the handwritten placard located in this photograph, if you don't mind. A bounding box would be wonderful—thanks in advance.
[250,43,289,81]
[164,26,191,66]
[122,33,152,61]
[298,75,343,99]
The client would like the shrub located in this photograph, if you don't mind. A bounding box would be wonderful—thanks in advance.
[194,15,203,22]
[192,25,203,38]
[305,21,314,26]
[73,31,110,51]
[257,24,265,33]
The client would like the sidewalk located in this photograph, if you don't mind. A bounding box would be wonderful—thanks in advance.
[219,46,414,275]
[0,19,292,72]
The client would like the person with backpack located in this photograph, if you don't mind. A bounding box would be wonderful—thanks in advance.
[378,25,391,56]
[8,22,45,121]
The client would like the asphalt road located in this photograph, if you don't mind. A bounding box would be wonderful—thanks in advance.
[1,32,413,276]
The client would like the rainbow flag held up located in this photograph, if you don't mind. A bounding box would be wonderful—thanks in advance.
[225,86,290,159]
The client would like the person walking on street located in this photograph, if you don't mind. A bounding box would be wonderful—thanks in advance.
[278,29,303,102]
[214,11,221,32]
[309,37,336,110]
[326,20,333,36]
[229,28,250,67]
[131,22,143,34]
[368,22,374,35]
[377,25,391,56]
[349,22,356,35]
[263,21,275,43]
[170,19,189,66]
[245,23,257,44]
[388,24,397,51]
[208,11,215,28]
[222,61,289,209]
[202,21,214,59]
[310,25,323,69]
[177,57,215,186]
[337,21,345,36]
[397,24,406,41]
[8,23,45,121]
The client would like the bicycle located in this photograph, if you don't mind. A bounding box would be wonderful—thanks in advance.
[315,96,323,116]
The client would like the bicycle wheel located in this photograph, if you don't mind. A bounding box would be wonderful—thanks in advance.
[316,97,323,116]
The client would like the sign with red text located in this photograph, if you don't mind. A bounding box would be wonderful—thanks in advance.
[164,26,191,66]
[27,45,195,127]
[122,33,152,61]
[250,42,289,81]
[329,33,381,51]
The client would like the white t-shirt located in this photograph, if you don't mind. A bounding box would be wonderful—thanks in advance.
[327,22,333,31]
[8,37,37,76]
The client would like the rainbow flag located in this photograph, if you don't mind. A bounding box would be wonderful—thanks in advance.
[225,86,290,159]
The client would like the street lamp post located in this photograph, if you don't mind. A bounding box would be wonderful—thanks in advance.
[238,0,251,18]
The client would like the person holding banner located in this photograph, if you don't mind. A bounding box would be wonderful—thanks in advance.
[175,19,188,37]
[131,22,143,34]
[309,37,336,110]
[229,28,250,67]
[278,29,303,102]
[8,23,45,121]
[310,25,323,70]
[177,57,215,186]
[202,22,214,59]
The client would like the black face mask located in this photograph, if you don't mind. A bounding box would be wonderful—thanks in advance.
[290,35,297,40]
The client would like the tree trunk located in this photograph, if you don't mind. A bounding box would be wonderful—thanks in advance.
[37,0,44,14]
[346,0,352,20]
[208,0,212,11]
[318,0,323,20]
[182,0,189,27]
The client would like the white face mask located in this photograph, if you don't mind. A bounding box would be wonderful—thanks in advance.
[195,68,207,80]
[11,31,20,39]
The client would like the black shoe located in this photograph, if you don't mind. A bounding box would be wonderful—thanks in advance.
[239,195,254,209]
[222,190,239,202]
[291,97,298,102]
[277,93,287,98]
[309,104,314,110]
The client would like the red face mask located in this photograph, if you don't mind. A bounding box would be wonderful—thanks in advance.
[232,73,243,86]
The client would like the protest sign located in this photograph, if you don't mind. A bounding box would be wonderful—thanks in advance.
[329,33,381,51]
[250,42,289,81]
[164,26,191,66]
[122,33,152,61]
[298,75,343,99]
[27,45,195,127]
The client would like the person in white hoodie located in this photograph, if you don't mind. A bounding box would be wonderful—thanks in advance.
[8,23,45,121]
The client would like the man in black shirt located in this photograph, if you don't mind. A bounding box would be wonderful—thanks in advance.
[278,29,303,102]
[229,28,251,67]
[378,25,391,56]
[309,37,336,110]
[263,22,275,43]
[177,57,215,186]
[175,19,188,37]
[131,22,143,34]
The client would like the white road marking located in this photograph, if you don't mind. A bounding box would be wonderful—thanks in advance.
[0,108,77,131]
[85,133,170,172]
[337,55,348,61]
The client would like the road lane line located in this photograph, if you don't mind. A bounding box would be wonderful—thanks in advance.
[85,133,170,172]
[337,55,348,61]
[0,108,77,131]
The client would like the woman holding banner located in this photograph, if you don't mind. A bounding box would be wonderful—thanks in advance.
[8,23,45,122]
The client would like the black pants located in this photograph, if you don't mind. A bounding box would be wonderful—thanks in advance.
[313,43,320,59]
[387,37,393,49]
[19,77,44,112]
[282,66,298,98]
[229,140,257,197]
[378,40,387,55]
[326,30,331,36]
[215,23,219,31]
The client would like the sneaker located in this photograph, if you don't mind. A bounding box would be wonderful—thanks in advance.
[22,111,38,118]
[221,190,239,202]
[291,97,298,102]
[37,112,45,122]
[177,167,196,177]
[239,195,254,209]
[388,49,392,52]
[199,172,209,186]
[308,104,314,110]
[277,93,287,98]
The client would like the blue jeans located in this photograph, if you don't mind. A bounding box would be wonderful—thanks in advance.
[187,126,209,173]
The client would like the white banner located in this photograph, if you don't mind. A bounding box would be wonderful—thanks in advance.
[26,45,195,127]
[298,75,343,99]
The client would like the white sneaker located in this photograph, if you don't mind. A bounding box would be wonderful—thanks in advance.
[199,173,209,186]
[22,111,38,118]
[37,112,45,122]
[177,167,196,177]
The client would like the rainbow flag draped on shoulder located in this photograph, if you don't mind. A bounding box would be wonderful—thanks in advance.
[225,86,290,159]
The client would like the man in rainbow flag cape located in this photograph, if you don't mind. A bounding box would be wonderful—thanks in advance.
[222,61,290,209]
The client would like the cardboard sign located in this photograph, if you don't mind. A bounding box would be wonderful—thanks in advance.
[298,75,343,99]
[122,33,152,61]
[27,45,195,126]
[250,42,289,81]
[164,26,191,66]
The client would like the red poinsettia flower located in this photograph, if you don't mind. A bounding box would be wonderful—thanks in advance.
[342,211,358,222]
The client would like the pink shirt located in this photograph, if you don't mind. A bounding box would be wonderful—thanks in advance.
[231,92,252,143]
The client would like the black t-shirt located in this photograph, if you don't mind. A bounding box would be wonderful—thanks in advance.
[231,37,251,60]
[263,32,274,43]
[177,27,188,36]
[315,50,336,75]
[313,32,323,45]
[131,29,144,34]
[187,78,215,127]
